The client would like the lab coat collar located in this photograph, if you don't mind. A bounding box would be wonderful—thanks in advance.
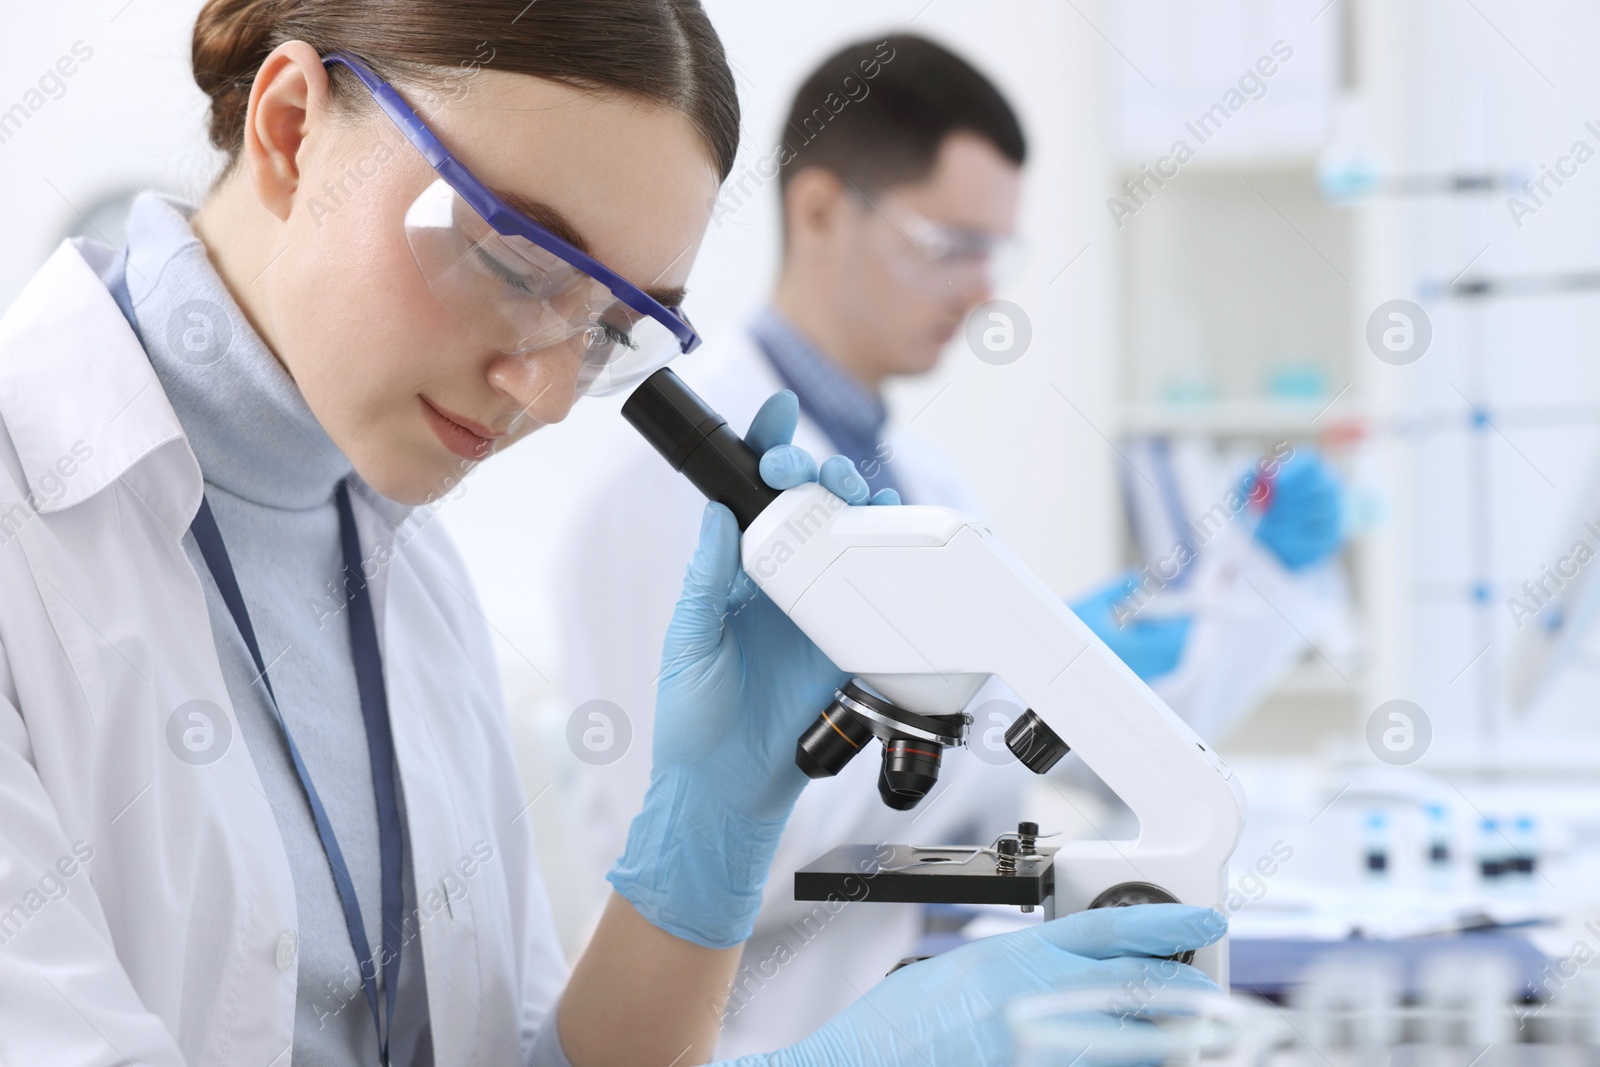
[0,239,418,542]
[0,238,202,537]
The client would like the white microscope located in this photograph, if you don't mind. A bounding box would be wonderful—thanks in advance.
[624,370,1247,982]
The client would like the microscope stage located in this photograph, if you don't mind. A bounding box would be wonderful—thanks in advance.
[795,843,1057,907]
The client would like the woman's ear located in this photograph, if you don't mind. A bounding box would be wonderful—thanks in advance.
[241,41,333,221]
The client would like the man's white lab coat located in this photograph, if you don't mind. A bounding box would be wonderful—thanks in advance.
[0,241,566,1066]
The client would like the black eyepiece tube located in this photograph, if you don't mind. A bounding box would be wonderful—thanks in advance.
[623,369,780,530]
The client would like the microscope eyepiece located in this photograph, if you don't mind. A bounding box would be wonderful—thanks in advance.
[623,369,780,530]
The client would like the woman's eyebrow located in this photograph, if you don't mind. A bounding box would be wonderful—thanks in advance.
[495,187,592,252]
[648,284,688,308]
[493,187,688,308]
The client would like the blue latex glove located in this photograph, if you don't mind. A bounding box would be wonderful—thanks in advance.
[724,904,1227,1067]
[608,390,900,948]
[1244,448,1344,570]
[1070,570,1192,681]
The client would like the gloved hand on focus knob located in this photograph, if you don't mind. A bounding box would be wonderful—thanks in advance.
[608,389,899,949]
[724,903,1227,1067]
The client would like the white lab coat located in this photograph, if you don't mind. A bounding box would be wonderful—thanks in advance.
[0,241,565,1066]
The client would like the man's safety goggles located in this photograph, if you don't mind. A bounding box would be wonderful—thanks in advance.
[325,51,701,397]
[859,192,1022,301]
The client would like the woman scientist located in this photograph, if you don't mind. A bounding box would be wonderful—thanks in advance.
[0,1,1224,1064]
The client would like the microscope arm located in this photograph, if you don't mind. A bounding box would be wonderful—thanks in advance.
[744,484,1247,983]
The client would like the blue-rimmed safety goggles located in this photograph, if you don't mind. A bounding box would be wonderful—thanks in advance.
[325,51,702,397]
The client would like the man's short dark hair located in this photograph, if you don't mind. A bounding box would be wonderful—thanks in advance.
[777,33,1027,201]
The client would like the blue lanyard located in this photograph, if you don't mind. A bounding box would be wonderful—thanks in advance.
[192,490,404,1065]
[107,258,403,1065]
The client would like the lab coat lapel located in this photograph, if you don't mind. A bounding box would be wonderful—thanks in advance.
[0,240,299,1060]
[0,241,199,533]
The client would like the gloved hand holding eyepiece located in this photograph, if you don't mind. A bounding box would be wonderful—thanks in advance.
[607,388,899,948]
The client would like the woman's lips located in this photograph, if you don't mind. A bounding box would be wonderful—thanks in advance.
[420,397,500,460]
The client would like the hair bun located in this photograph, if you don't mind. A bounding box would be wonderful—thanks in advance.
[185,0,737,183]
[192,0,284,152]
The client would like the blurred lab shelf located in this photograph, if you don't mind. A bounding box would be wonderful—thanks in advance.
[1113,152,1325,176]
[1119,399,1365,437]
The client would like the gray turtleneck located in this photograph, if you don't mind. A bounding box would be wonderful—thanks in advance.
[118,193,432,1066]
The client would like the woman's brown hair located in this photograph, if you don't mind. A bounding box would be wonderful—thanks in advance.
[192,0,739,179]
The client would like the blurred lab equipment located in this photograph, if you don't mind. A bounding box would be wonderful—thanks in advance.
[1069,572,1193,680]
[1249,451,1345,572]
[1279,948,1600,1064]
[1007,988,1278,1067]
[1117,436,1358,743]
[1362,811,1390,881]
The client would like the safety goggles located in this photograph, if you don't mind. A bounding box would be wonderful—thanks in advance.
[324,52,701,397]
[860,192,1022,301]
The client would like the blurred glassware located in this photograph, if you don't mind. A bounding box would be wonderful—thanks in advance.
[1293,954,1405,1055]
[1265,364,1328,401]
[1006,987,1281,1067]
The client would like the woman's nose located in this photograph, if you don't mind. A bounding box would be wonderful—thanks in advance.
[486,345,582,428]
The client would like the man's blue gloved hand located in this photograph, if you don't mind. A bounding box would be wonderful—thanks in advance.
[726,904,1227,1067]
[1070,571,1192,681]
[1244,448,1344,571]
[608,390,899,948]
